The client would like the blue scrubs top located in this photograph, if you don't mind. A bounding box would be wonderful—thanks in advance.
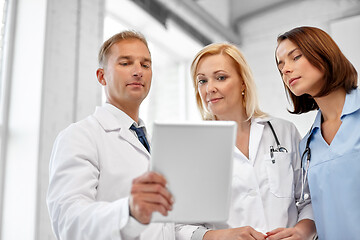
[300,88,360,240]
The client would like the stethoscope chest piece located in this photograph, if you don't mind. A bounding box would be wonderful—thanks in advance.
[267,121,288,164]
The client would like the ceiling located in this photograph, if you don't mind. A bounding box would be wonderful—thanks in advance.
[111,0,301,46]
[194,0,301,33]
[230,0,296,24]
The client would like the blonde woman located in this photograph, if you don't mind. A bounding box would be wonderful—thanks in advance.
[176,43,316,240]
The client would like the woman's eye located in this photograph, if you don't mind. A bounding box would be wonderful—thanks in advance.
[198,79,207,85]
[294,54,302,61]
[217,75,227,81]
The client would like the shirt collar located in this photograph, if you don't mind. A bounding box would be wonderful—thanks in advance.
[131,118,148,136]
[341,88,360,117]
[309,88,360,135]
[312,110,322,132]
[133,118,146,128]
[102,103,145,131]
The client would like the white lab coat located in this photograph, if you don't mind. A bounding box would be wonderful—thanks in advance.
[176,117,314,240]
[47,103,175,240]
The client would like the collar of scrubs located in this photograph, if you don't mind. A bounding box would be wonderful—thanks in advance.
[341,88,360,117]
[311,88,360,135]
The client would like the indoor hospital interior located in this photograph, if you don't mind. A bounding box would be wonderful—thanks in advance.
[0,0,359,239]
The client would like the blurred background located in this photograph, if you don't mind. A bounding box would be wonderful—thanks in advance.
[0,0,359,239]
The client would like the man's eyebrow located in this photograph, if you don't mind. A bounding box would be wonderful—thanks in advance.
[143,57,151,63]
[117,56,131,61]
[117,56,151,63]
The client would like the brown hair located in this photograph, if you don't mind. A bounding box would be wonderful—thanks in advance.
[191,43,266,120]
[98,30,149,67]
[276,26,358,114]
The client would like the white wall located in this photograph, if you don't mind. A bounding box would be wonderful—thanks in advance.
[1,0,46,239]
[331,14,360,81]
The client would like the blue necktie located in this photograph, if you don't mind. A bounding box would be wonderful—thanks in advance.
[130,124,150,153]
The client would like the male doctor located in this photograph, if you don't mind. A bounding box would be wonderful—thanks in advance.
[47,31,174,240]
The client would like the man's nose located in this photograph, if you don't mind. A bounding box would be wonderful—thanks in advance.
[132,63,143,77]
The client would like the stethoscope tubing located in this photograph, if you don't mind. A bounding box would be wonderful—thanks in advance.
[267,121,288,153]
[297,129,313,206]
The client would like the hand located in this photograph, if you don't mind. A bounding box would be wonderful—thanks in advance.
[265,228,305,240]
[129,171,173,224]
[266,219,316,240]
[203,226,267,240]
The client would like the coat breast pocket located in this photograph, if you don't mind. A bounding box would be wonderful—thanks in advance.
[264,152,295,198]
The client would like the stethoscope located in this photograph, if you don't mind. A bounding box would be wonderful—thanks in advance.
[296,129,314,207]
[267,121,288,164]
[267,120,314,207]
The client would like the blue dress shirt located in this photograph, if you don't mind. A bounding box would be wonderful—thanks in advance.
[299,88,360,240]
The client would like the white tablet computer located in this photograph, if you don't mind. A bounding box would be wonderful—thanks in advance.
[150,121,236,223]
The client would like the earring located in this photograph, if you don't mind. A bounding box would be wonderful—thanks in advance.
[242,91,245,96]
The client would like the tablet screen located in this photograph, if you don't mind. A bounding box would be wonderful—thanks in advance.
[150,121,236,223]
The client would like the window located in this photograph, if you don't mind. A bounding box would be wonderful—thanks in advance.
[0,0,10,238]
[104,0,203,133]
[0,0,7,133]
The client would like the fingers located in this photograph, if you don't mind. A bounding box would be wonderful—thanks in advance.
[129,198,169,224]
[250,229,267,240]
[266,228,294,240]
[133,191,173,210]
[131,182,173,206]
[132,171,167,186]
[131,171,173,207]
[129,171,174,224]
[235,226,266,240]
[248,227,266,240]
[204,226,267,240]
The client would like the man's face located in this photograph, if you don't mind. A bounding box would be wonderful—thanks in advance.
[97,39,152,111]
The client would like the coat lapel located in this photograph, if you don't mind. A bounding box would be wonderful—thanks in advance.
[249,120,263,165]
[248,117,272,164]
[93,105,150,157]
[118,127,150,157]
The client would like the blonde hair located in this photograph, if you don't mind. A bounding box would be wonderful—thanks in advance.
[191,42,266,120]
[98,30,149,67]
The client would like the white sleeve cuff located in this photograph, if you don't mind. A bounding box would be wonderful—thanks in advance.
[191,227,210,240]
[119,197,148,238]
